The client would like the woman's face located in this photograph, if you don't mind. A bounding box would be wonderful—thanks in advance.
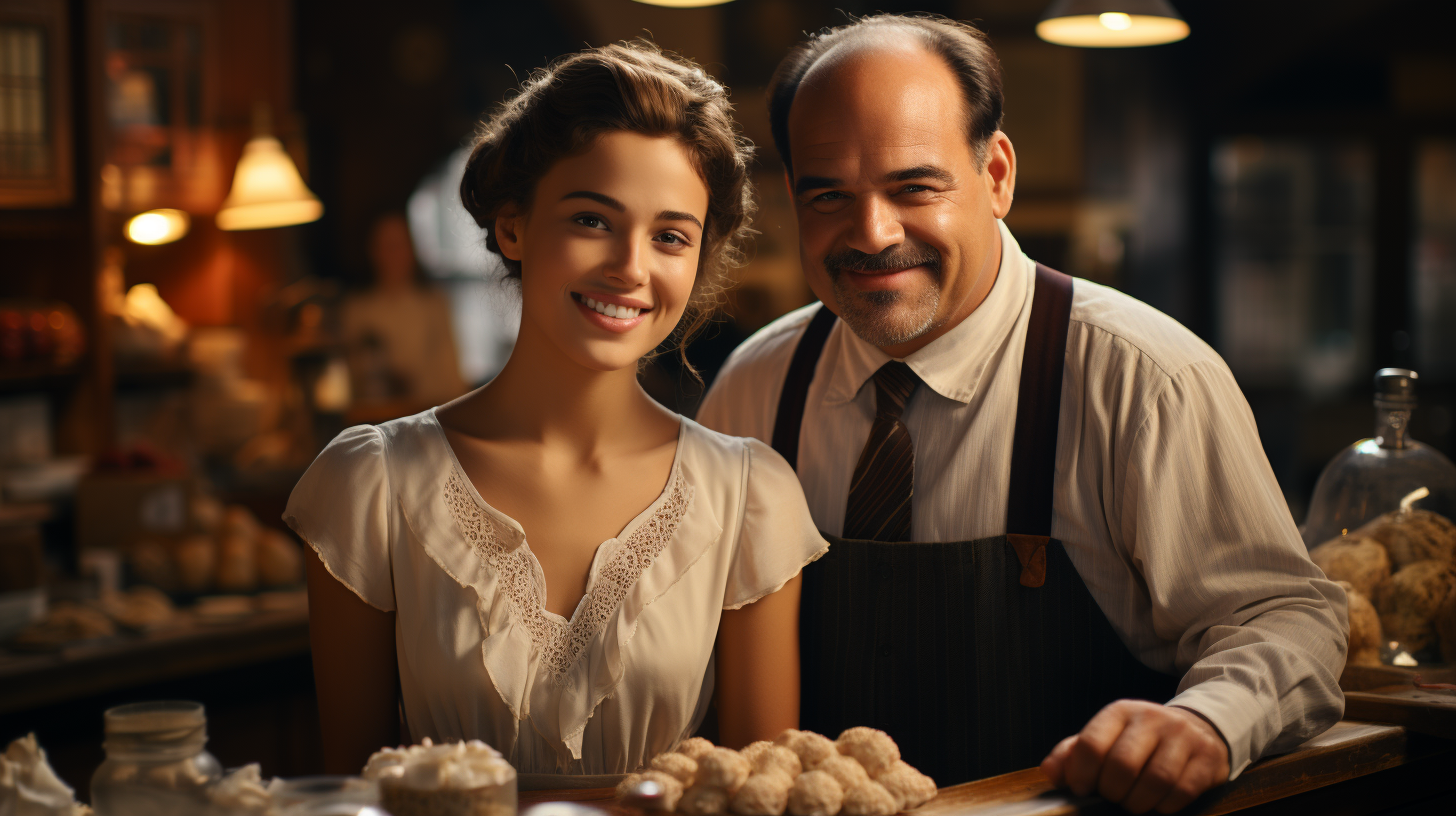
[495,131,710,373]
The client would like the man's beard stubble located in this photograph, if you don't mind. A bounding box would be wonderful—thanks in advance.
[822,243,944,348]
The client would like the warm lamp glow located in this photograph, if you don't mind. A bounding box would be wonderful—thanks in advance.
[125,209,190,245]
[1099,12,1133,30]
[216,135,323,231]
[630,0,734,7]
[1038,1,1189,47]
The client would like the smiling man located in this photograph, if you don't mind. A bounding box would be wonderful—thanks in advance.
[696,14,1348,815]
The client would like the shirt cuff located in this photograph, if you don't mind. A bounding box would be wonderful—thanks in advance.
[1167,680,1274,780]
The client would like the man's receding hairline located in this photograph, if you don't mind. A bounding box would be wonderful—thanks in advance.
[796,26,937,91]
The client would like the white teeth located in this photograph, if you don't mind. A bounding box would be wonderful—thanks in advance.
[581,295,641,319]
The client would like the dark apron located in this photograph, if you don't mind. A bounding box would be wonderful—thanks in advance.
[772,265,1178,786]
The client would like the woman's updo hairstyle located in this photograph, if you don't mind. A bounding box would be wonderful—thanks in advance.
[460,40,755,368]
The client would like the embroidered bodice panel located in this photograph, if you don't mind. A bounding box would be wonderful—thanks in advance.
[443,469,693,681]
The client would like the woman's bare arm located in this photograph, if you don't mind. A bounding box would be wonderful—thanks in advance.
[305,547,401,773]
[715,573,802,748]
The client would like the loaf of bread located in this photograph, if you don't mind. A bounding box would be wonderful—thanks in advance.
[1352,509,1456,570]
[1377,560,1456,651]
[1310,535,1391,604]
[1334,581,1383,666]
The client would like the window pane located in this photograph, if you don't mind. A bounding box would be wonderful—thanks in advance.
[1214,139,1374,395]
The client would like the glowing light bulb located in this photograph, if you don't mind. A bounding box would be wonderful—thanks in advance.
[1099,12,1133,30]
[125,209,191,245]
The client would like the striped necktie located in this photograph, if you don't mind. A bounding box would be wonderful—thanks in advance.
[843,361,920,542]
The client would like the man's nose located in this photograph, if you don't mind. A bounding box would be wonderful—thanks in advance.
[844,195,905,255]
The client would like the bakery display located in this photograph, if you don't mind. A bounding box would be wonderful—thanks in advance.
[619,728,935,815]
[1311,507,1456,666]
[362,737,517,816]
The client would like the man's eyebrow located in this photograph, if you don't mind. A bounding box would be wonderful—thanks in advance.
[658,210,703,230]
[561,190,625,210]
[795,175,841,195]
[884,165,955,185]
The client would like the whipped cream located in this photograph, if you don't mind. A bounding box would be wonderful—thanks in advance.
[0,733,83,816]
[363,738,516,791]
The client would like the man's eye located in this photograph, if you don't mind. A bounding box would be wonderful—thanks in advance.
[899,185,931,194]
[812,191,849,202]
[574,215,608,229]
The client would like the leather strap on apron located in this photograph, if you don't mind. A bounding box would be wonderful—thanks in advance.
[774,265,1177,785]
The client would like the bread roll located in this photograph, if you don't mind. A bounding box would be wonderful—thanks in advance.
[678,737,716,762]
[787,732,837,770]
[730,772,792,816]
[1310,536,1390,604]
[680,785,731,816]
[1353,510,1456,569]
[638,770,684,811]
[1334,581,1382,667]
[788,771,843,816]
[1378,560,1456,651]
[835,728,899,777]
[699,748,752,794]
[841,781,897,816]
[651,751,698,786]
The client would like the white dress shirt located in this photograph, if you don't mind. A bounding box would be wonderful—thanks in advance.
[285,409,826,774]
[696,221,1348,778]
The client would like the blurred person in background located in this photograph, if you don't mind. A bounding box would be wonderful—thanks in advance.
[342,211,467,405]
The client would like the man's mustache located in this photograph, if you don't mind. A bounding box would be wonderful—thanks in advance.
[823,245,942,276]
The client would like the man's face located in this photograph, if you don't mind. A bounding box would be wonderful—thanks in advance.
[787,41,1014,355]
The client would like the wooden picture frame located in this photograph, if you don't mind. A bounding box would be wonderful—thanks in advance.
[0,0,74,208]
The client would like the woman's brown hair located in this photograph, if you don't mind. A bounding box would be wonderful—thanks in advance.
[460,40,755,373]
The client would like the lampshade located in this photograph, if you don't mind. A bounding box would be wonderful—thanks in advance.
[216,135,323,231]
[1037,0,1189,47]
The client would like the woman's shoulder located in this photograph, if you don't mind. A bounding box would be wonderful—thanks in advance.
[678,418,801,499]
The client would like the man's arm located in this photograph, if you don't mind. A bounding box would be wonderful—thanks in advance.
[1044,358,1347,813]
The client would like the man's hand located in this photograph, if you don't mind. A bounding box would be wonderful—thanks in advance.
[1040,700,1230,814]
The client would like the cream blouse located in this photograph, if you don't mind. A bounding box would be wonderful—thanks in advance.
[284,408,827,775]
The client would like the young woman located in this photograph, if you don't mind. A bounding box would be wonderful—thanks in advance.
[285,42,827,778]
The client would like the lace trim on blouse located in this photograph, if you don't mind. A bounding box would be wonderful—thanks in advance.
[443,469,693,683]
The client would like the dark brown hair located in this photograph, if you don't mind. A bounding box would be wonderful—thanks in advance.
[460,40,755,371]
[768,13,1004,174]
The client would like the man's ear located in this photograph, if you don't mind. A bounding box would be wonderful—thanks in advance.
[494,204,525,261]
[983,131,1017,220]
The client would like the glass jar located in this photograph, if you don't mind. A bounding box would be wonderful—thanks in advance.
[90,700,223,816]
[270,776,384,816]
[1302,368,1456,548]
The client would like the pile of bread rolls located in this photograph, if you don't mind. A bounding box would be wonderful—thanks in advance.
[1310,508,1456,666]
[618,728,935,816]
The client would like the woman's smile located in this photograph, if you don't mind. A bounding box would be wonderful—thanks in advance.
[571,291,652,333]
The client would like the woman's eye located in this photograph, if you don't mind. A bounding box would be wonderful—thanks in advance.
[574,215,608,230]
[656,232,688,246]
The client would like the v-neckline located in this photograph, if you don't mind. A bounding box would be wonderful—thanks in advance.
[427,406,689,625]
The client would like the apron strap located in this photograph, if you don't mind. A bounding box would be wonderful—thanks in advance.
[771,305,838,472]
[1006,264,1075,539]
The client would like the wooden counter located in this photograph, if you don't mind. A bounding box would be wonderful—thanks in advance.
[520,721,1456,815]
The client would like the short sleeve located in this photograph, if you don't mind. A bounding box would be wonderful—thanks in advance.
[723,438,829,610]
[283,424,396,612]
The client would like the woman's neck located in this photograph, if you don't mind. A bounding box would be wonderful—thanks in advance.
[444,316,672,455]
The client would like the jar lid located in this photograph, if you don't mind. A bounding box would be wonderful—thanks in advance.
[104,700,206,736]
[1374,368,1418,406]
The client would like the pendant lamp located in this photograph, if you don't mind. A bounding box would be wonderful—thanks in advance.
[1037,0,1189,48]
[216,130,323,231]
[630,0,734,6]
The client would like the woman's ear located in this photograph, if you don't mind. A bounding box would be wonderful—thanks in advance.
[494,205,525,261]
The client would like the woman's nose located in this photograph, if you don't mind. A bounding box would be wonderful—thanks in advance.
[606,236,652,287]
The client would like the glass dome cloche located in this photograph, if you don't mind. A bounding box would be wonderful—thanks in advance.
[1302,368,1456,550]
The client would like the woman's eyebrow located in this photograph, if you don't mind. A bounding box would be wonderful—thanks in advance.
[562,190,625,210]
[658,210,703,230]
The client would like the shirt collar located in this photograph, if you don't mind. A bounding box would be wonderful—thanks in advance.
[825,221,1033,406]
